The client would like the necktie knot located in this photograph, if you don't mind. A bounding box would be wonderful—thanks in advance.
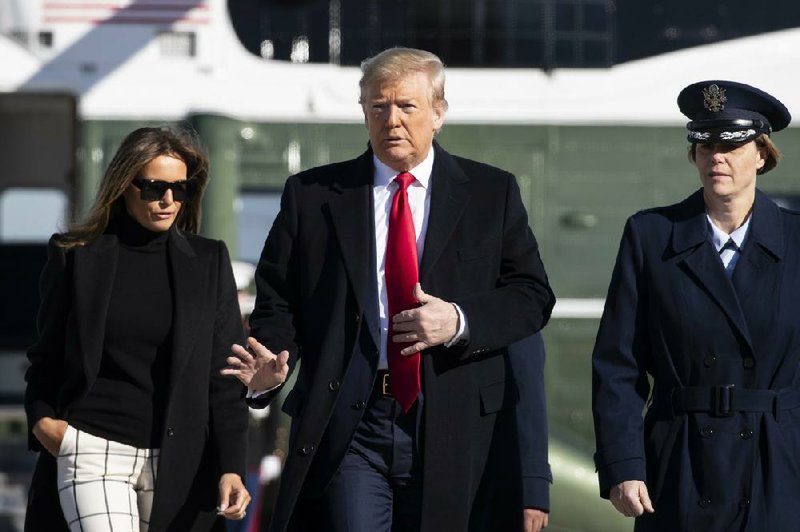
[394,172,415,191]
[719,238,738,254]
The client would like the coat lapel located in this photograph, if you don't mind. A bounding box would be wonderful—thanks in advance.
[168,229,208,389]
[731,190,783,303]
[73,234,118,384]
[419,142,470,282]
[673,190,753,350]
[327,150,381,348]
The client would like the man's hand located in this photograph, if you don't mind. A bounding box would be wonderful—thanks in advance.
[217,473,250,520]
[609,480,654,518]
[32,417,68,457]
[392,284,459,355]
[221,337,289,392]
[523,508,549,532]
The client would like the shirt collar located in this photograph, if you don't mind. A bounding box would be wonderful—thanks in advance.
[372,146,435,189]
[705,213,751,252]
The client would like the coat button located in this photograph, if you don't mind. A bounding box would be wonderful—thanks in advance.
[328,379,340,391]
[699,427,714,438]
[355,314,361,323]
[698,497,712,508]
[739,498,750,508]
[166,428,174,437]
[739,428,753,440]
[298,444,315,456]
[743,358,755,369]
[353,400,366,410]
[703,355,717,367]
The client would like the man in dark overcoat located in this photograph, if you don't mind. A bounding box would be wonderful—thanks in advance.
[228,47,554,531]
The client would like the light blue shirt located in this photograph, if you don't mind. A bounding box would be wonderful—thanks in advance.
[706,213,751,278]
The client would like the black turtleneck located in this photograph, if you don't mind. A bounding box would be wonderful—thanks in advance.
[68,211,174,448]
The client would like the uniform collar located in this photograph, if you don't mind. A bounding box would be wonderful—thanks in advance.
[705,213,750,252]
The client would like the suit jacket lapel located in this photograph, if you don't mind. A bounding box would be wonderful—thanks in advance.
[328,150,381,348]
[673,190,753,350]
[419,142,470,283]
[168,229,207,390]
[74,234,118,384]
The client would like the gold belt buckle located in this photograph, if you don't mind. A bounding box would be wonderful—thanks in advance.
[382,373,390,396]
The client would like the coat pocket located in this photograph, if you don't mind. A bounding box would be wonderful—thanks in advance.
[479,379,519,416]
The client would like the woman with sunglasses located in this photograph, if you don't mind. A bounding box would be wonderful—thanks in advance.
[24,127,250,531]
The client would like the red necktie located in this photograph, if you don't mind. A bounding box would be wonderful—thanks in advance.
[385,171,420,412]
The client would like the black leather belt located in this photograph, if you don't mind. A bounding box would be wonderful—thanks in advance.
[663,385,800,419]
[374,370,391,397]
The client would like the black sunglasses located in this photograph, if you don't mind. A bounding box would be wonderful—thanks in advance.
[132,177,198,202]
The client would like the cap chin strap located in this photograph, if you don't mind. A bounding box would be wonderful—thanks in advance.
[686,117,771,144]
[687,118,768,131]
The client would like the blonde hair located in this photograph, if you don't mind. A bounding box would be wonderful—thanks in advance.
[359,47,448,111]
[687,133,781,175]
[58,126,209,248]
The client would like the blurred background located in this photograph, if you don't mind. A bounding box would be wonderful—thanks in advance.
[2,1,800,530]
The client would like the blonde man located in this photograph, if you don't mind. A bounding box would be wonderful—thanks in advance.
[225,47,554,532]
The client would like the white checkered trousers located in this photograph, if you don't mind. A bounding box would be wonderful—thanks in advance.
[57,425,160,532]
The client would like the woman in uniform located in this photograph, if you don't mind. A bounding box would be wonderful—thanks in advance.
[24,127,251,531]
[592,80,799,531]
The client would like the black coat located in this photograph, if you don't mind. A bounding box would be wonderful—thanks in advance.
[249,142,555,532]
[593,189,800,531]
[508,333,552,511]
[24,229,248,532]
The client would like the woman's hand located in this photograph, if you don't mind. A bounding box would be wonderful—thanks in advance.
[221,337,289,392]
[32,417,68,457]
[523,508,549,531]
[610,480,654,518]
[217,473,251,520]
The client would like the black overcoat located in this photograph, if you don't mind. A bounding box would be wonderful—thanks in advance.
[249,142,555,532]
[592,189,800,531]
[24,228,248,531]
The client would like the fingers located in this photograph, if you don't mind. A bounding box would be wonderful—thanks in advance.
[274,350,290,379]
[523,509,548,532]
[400,342,426,356]
[276,350,289,368]
[218,475,250,520]
[246,336,270,354]
[230,343,255,363]
[217,479,231,513]
[413,283,431,303]
[639,483,655,513]
[610,481,653,518]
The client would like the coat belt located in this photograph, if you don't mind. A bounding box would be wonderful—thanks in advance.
[656,385,800,419]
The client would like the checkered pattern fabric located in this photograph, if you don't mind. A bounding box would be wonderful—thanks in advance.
[56,425,160,532]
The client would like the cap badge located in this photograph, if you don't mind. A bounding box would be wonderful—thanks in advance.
[702,84,727,112]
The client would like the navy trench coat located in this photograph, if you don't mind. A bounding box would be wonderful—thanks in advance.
[592,188,800,532]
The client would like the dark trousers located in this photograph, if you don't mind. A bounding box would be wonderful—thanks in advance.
[317,380,423,532]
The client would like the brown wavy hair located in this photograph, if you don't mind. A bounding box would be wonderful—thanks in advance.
[58,126,209,248]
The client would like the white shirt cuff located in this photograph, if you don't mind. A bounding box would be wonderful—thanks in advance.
[445,303,469,348]
[246,382,281,399]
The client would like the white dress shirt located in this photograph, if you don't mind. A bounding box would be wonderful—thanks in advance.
[373,148,467,369]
